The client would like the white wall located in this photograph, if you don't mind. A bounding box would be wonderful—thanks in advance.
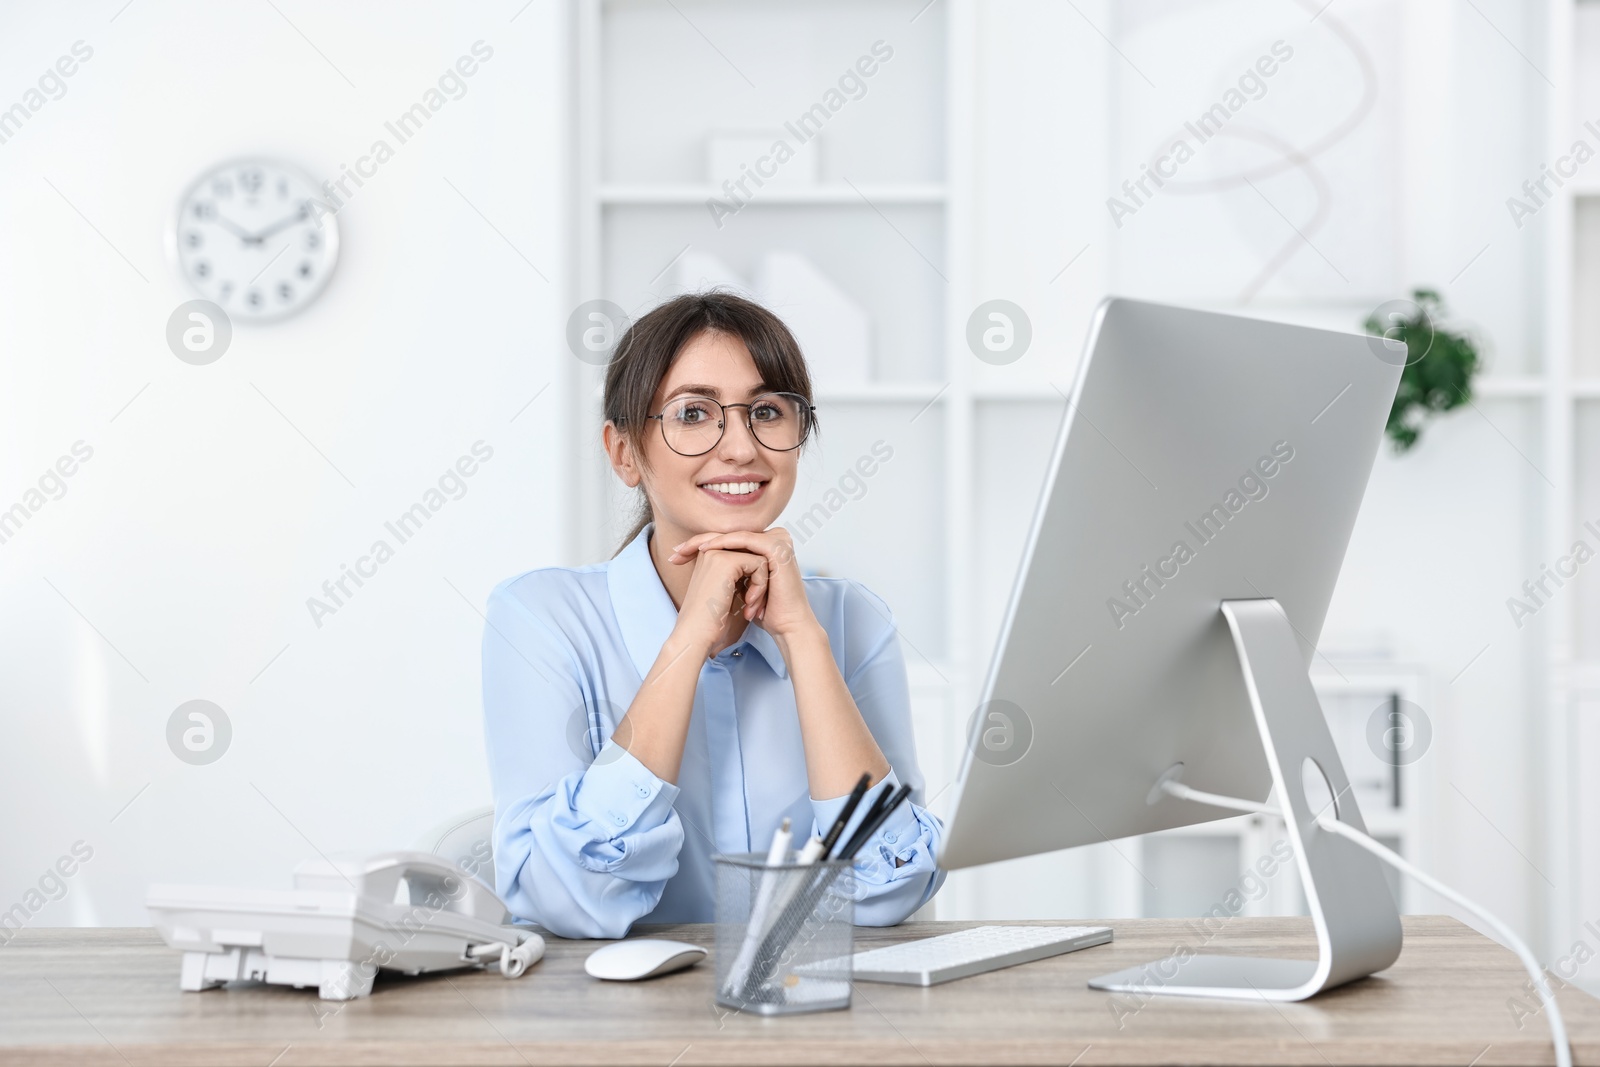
[0,1,569,925]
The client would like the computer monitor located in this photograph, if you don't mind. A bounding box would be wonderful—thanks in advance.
[936,296,1404,1001]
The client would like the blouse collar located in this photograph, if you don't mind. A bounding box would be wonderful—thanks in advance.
[607,522,789,679]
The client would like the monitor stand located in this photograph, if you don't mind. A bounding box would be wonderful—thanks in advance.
[1088,598,1403,1002]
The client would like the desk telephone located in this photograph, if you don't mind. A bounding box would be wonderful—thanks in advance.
[146,851,544,1000]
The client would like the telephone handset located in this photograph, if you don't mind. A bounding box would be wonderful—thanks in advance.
[148,850,546,1000]
[293,851,509,925]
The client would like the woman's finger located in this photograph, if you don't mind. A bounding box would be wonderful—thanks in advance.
[667,532,716,560]
[676,529,791,568]
[705,550,764,616]
[730,553,766,616]
[742,560,770,619]
[665,533,714,564]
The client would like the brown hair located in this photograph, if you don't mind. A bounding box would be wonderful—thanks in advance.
[604,291,816,554]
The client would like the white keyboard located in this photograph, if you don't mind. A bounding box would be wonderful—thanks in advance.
[848,924,1113,986]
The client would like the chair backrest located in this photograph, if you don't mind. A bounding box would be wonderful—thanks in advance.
[412,805,496,892]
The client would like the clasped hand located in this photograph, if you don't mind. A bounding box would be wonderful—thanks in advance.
[667,528,816,656]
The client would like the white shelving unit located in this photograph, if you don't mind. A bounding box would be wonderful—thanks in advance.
[570,0,980,919]
[572,0,976,656]
[597,184,948,205]
[1544,0,1600,980]
[1576,661,1600,997]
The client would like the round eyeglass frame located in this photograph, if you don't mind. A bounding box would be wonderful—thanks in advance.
[640,391,817,457]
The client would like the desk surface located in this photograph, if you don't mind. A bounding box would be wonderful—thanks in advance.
[1,916,1596,1065]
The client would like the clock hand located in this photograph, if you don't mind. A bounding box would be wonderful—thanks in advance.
[249,203,310,243]
[210,211,257,243]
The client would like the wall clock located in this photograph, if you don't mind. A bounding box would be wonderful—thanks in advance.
[170,158,338,321]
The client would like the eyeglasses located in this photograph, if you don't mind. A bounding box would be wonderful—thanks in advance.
[640,391,816,457]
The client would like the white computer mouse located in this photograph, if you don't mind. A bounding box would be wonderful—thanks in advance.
[584,938,707,981]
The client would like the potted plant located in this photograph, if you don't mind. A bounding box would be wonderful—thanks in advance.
[1362,288,1483,452]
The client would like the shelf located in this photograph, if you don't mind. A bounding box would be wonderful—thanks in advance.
[1145,809,1412,837]
[815,383,949,403]
[598,184,948,206]
[1360,812,1414,837]
[971,383,1069,401]
[965,378,1558,402]
[1463,378,1600,398]
[607,381,950,407]
[1309,660,1425,682]
[1474,376,1546,397]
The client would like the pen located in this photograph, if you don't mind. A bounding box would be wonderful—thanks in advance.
[827,780,893,860]
[768,817,794,862]
[722,816,792,996]
[837,782,913,861]
[817,772,872,859]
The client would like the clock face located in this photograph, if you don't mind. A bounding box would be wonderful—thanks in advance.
[170,159,338,321]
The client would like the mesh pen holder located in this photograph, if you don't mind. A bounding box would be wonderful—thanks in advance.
[713,851,855,1016]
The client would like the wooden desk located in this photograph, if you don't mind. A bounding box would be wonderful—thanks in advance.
[1,917,1596,1065]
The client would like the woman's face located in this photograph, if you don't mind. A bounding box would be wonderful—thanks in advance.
[620,329,800,539]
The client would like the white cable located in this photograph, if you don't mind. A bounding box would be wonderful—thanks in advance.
[468,931,545,979]
[508,932,545,977]
[1161,780,1571,1067]
[1313,814,1570,1067]
[1162,780,1278,816]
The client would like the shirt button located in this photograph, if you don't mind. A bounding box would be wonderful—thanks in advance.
[636,783,651,798]
[731,649,742,657]
[612,812,627,826]
[884,831,897,844]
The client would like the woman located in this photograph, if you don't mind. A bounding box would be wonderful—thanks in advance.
[482,291,946,939]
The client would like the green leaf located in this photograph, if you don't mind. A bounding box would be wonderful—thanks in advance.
[1362,288,1481,453]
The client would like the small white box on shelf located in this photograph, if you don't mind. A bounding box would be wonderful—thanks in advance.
[755,251,872,388]
[707,132,818,190]
[667,250,873,390]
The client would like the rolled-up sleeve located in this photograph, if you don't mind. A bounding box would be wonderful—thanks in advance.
[810,767,944,925]
[808,583,948,926]
[482,580,685,940]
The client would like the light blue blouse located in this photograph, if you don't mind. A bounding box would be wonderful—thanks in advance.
[481,523,947,939]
